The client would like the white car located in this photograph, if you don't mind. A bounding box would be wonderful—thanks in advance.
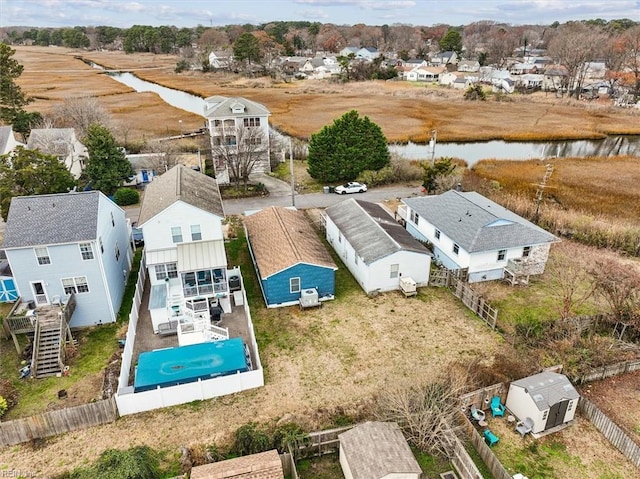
[334,182,367,194]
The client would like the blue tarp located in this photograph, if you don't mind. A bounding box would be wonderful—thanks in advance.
[134,338,248,392]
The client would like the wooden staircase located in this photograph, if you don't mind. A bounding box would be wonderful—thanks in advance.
[31,316,66,378]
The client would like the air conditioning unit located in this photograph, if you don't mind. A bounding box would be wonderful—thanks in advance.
[299,288,319,308]
[399,277,417,297]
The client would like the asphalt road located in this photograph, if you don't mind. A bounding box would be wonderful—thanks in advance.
[222,183,423,215]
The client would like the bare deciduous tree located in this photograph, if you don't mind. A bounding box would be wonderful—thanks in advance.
[590,258,640,340]
[211,126,267,190]
[49,96,112,139]
[374,372,467,457]
[141,139,181,173]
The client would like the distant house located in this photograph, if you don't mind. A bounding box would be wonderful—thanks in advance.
[137,164,230,334]
[300,56,340,79]
[125,153,160,187]
[458,60,480,72]
[339,46,359,57]
[506,371,580,435]
[510,62,537,75]
[356,47,379,61]
[244,207,337,308]
[190,449,284,479]
[430,51,458,66]
[2,191,132,327]
[27,128,88,179]
[339,422,422,479]
[324,199,432,295]
[452,76,471,90]
[0,125,24,155]
[405,66,445,82]
[401,190,558,283]
[517,73,544,89]
[203,95,271,185]
[543,66,568,92]
[208,50,232,70]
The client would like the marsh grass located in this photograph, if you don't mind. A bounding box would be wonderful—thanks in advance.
[13,46,640,146]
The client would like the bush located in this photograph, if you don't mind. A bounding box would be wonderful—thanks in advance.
[232,422,272,456]
[113,188,140,206]
[464,84,487,101]
[356,166,395,186]
[0,396,8,418]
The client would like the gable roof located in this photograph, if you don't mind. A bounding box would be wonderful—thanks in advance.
[203,95,270,119]
[190,449,283,479]
[511,371,580,411]
[339,422,421,479]
[244,207,337,279]
[2,191,102,248]
[403,190,558,253]
[138,164,224,225]
[326,199,431,265]
[0,126,15,154]
[26,128,79,156]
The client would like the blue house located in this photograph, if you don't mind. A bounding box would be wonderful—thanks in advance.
[2,191,132,327]
[244,207,337,308]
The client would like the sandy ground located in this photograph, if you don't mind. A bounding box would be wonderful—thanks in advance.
[1,288,502,476]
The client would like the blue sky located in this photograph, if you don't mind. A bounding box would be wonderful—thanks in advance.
[0,0,637,28]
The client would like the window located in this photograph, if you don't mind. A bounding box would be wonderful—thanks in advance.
[567,400,574,412]
[497,249,506,261]
[244,137,262,145]
[243,117,261,127]
[190,225,202,241]
[410,210,420,224]
[523,246,531,258]
[79,242,94,260]
[114,241,120,261]
[110,212,115,227]
[435,229,441,240]
[542,410,548,421]
[214,119,222,127]
[224,136,237,146]
[35,247,51,265]
[453,243,459,255]
[155,263,178,280]
[99,237,104,254]
[171,226,183,243]
[62,276,89,294]
[290,277,301,293]
[390,264,399,279]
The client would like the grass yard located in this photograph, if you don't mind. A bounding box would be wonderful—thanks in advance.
[483,415,639,479]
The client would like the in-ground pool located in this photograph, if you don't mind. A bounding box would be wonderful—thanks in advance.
[134,337,250,392]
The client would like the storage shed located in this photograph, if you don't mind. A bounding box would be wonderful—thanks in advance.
[339,421,422,479]
[325,199,432,295]
[244,207,337,308]
[190,449,283,479]
[506,371,580,435]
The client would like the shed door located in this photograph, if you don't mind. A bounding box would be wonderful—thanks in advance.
[545,400,569,430]
[0,278,18,302]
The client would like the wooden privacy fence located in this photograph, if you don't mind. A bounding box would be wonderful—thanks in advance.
[578,397,640,467]
[459,413,512,479]
[0,397,118,447]
[574,359,640,384]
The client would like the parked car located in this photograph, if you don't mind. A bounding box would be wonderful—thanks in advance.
[131,223,144,248]
[334,182,367,194]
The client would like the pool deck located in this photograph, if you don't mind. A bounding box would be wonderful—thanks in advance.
[128,277,254,386]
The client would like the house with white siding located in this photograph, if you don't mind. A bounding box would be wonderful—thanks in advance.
[0,126,24,155]
[2,191,132,327]
[26,128,88,179]
[401,190,558,283]
[324,199,432,295]
[137,164,233,335]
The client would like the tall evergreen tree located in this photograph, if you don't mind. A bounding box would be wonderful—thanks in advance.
[307,110,390,183]
[82,124,133,195]
[0,43,34,135]
[233,32,261,64]
[0,147,76,221]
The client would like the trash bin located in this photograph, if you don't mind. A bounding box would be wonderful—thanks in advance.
[323,186,330,194]
[328,186,335,193]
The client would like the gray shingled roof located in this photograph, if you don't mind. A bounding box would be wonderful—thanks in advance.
[203,95,270,119]
[27,128,78,156]
[511,371,580,411]
[0,126,12,154]
[325,199,431,265]
[339,422,422,479]
[403,190,558,253]
[138,164,224,225]
[2,191,101,248]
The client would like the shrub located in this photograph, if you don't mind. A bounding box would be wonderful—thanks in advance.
[113,188,140,206]
[232,422,272,456]
[0,396,8,418]
[464,84,486,101]
[0,379,18,411]
[356,166,395,186]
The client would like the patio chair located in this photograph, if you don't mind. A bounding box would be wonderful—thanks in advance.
[470,404,486,422]
[515,417,534,437]
[483,429,499,447]
[490,396,506,417]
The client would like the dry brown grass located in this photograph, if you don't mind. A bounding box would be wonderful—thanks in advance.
[12,46,640,145]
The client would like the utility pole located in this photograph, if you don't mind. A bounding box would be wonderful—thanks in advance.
[289,138,295,207]
[429,129,437,166]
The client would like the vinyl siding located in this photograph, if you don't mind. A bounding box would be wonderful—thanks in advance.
[262,263,335,307]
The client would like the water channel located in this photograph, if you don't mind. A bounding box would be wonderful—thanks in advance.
[106,70,640,166]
